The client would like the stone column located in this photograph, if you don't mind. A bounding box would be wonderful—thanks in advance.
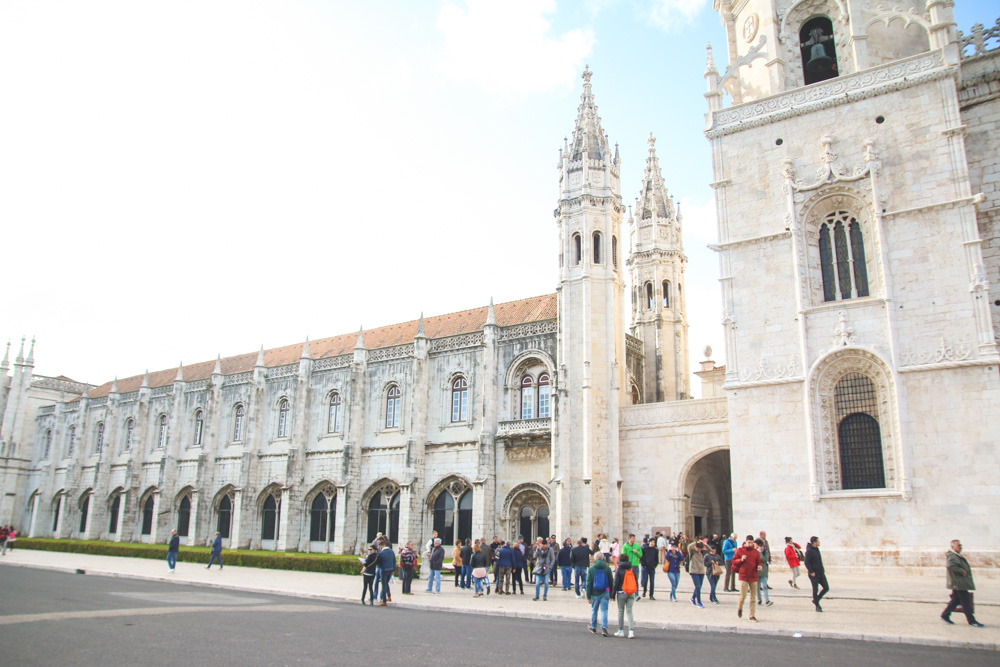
[277,486,292,551]
[230,488,244,549]
[332,484,348,554]
[188,493,200,547]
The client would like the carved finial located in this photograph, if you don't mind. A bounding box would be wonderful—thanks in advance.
[704,345,713,359]
[582,65,592,84]
[175,362,184,381]
[141,369,149,387]
[832,312,856,347]
[15,336,24,364]
[416,313,426,338]
[705,43,717,76]
[213,354,222,375]
[485,298,496,326]
[1,340,9,369]
[820,136,837,165]
[301,336,311,359]
[26,336,35,364]
[355,326,366,349]
[82,386,89,399]
[110,376,118,393]
[648,132,656,151]
[255,345,265,367]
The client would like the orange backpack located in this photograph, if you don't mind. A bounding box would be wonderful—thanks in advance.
[622,567,638,595]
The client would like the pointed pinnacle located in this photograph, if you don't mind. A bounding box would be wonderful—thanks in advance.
[416,313,426,338]
[176,362,184,381]
[110,376,118,393]
[355,327,366,349]
[486,298,496,326]
[141,369,149,387]
[705,43,717,76]
[1,340,9,368]
[26,336,34,363]
[255,345,266,367]
[15,336,24,363]
[301,336,311,360]
[213,354,222,375]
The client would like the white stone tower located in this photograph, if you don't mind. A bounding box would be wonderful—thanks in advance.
[628,133,691,402]
[553,67,627,539]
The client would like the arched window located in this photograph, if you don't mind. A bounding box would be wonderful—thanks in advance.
[536,506,550,539]
[125,419,134,450]
[819,211,869,301]
[457,490,473,542]
[800,16,839,86]
[537,373,551,418]
[520,376,534,420]
[95,422,104,454]
[43,429,52,459]
[519,507,533,544]
[433,492,456,546]
[385,385,401,429]
[67,426,76,458]
[327,393,342,433]
[261,494,279,540]
[662,280,670,308]
[593,232,602,264]
[108,495,121,534]
[631,383,641,405]
[367,490,400,544]
[573,233,582,265]
[52,494,62,532]
[645,282,654,309]
[277,399,290,438]
[233,405,245,442]
[157,415,167,449]
[835,373,885,489]
[193,410,204,446]
[310,494,330,542]
[451,377,468,423]
[612,236,618,269]
[177,496,191,537]
[217,494,232,538]
[141,495,155,535]
[79,495,90,533]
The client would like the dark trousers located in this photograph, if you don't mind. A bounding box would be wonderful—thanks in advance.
[454,565,462,586]
[380,570,392,602]
[943,589,977,624]
[362,575,375,604]
[512,567,524,593]
[641,566,656,597]
[810,573,829,605]
[401,566,413,594]
[724,560,736,590]
[207,552,222,568]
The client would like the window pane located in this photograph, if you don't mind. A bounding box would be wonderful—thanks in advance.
[834,220,852,299]
[521,386,534,420]
[850,220,869,297]
[79,496,89,533]
[819,223,836,301]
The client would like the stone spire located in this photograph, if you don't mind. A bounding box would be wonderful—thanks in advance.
[14,337,24,365]
[569,66,611,164]
[705,42,717,76]
[636,133,675,230]
[255,345,266,368]
[416,313,426,338]
[25,337,34,365]
[485,298,496,327]
[301,336,311,360]
[141,370,149,387]
[355,327,366,349]
[110,377,118,394]
[213,354,222,375]
[1,340,9,371]
[175,362,184,381]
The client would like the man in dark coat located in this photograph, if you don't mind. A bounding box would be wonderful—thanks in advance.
[571,538,592,598]
[207,532,223,569]
[424,538,444,595]
[166,530,180,572]
[377,539,397,605]
[640,537,659,600]
[941,539,984,626]
[804,536,829,612]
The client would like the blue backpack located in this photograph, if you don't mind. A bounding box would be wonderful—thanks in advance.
[592,566,608,591]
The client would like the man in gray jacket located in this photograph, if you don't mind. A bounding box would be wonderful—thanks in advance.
[532,537,556,601]
[941,539,984,627]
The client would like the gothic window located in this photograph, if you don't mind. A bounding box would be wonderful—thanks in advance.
[125,419,134,450]
[310,493,333,542]
[261,494,279,541]
[43,429,52,459]
[819,211,869,301]
[645,282,654,309]
[367,490,400,544]
[52,494,62,532]
[156,415,167,448]
[835,373,885,490]
[385,385,401,429]
[193,410,204,446]
[612,236,618,269]
[177,495,191,537]
[108,494,121,534]
[457,490,473,542]
[537,373,551,418]
[593,232,603,264]
[433,492,455,546]
[520,375,534,420]
[141,494,155,535]
[800,16,838,86]
[631,383,641,405]
[662,280,670,308]
[79,495,90,533]
[233,405,245,442]
[95,422,104,454]
[451,377,469,423]
[573,234,582,265]
[67,426,76,458]
[217,494,232,538]
[277,399,290,438]
[327,392,342,433]
[536,506,550,538]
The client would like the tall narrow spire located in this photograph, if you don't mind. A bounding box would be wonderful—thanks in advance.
[141,370,149,388]
[175,362,184,381]
[213,354,222,375]
[570,66,610,163]
[705,43,717,76]
[485,298,496,326]
[26,336,34,364]
[636,133,674,227]
[255,345,266,367]
[301,336,311,360]
[14,337,24,364]
[110,377,118,393]
[416,313,426,338]
[1,340,9,370]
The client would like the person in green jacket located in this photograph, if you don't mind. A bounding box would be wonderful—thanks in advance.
[941,539,984,627]
[586,552,614,636]
[621,533,642,576]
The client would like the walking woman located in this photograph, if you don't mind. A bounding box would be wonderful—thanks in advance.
[664,543,685,601]
[704,545,724,604]
[687,540,706,608]
[361,545,378,605]
[453,541,464,588]
[470,543,490,597]
[511,540,526,594]
[784,536,803,589]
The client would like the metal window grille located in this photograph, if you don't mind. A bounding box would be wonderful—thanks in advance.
[834,373,885,489]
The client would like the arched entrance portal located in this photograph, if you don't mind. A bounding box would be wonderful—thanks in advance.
[501,483,549,543]
[683,450,732,538]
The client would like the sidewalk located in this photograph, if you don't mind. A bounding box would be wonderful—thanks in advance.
[1,549,996,651]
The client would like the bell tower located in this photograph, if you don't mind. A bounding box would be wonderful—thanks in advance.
[628,134,690,402]
[553,67,627,540]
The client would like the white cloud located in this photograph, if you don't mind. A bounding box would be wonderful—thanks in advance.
[437,0,594,102]
[648,0,709,31]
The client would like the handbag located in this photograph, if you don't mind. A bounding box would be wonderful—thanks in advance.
[472,567,487,579]
[711,562,724,577]
[662,562,669,573]
[532,563,546,576]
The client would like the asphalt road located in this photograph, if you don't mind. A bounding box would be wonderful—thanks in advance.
[0,568,992,666]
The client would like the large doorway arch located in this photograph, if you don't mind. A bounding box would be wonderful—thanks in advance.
[501,483,549,543]
[682,449,732,538]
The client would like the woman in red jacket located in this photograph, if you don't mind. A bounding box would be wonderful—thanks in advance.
[784,536,803,589]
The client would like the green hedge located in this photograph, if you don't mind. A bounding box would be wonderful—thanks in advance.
[15,538,420,576]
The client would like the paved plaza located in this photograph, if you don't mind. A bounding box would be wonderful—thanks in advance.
[0,549,996,652]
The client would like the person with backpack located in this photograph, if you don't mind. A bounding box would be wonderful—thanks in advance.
[586,552,613,636]
[784,536,803,589]
[612,555,638,638]
[399,541,417,594]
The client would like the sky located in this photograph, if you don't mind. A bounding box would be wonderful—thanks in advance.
[1,0,996,396]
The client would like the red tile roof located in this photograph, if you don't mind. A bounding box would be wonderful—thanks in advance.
[85,294,557,399]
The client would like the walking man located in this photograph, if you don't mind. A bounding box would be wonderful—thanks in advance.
[400,541,417,594]
[572,538,591,598]
[640,537,658,599]
[377,538,396,605]
[734,535,761,621]
[805,536,829,612]
[586,552,613,636]
[941,539,985,627]
[166,529,179,572]
[207,532,223,569]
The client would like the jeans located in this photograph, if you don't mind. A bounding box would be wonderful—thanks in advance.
[589,591,610,630]
[561,565,572,590]
[166,551,177,570]
[667,570,680,600]
[535,571,550,598]
[461,564,472,589]
[758,575,770,603]
[616,592,636,633]
[426,569,441,593]
[207,551,222,568]
[738,580,757,617]
[943,589,978,624]
[474,575,489,594]
[810,573,829,605]
[380,570,392,602]
[374,566,382,598]
[708,574,719,602]
[641,566,656,597]
[401,566,413,593]
[724,560,736,590]
[690,573,704,605]
[574,566,588,595]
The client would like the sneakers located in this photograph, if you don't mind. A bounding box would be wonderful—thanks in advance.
[971,622,985,628]
[749,616,758,622]
[614,630,624,637]
[941,616,955,624]
[765,601,773,607]
[696,602,704,608]
[788,579,794,588]
[815,602,823,612]
[589,626,597,634]
[691,598,697,607]
[627,631,634,639]
[601,628,609,637]
[577,594,582,599]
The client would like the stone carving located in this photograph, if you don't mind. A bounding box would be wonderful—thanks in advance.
[778,0,850,89]
[500,482,550,520]
[498,321,558,341]
[958,18,1000,59]
[739,357,802,382]
[620,398,728,427]
[151,385,173,397]
[497,418,552,436]
[313,355,352,371]
[625,334,644,357]
[184,379,210,393]
[367,344,414,363]
[429,332,485,353]
[788,137,878,193]
[39,405,55,415]
[223,372,253,386]
[832,312,857,347]
[118,392,139,403]
[718,35,769,97]
[504,444,551,462]
[88,397,108,407]
[901,338,973,367]
[30,376,92,394]
[267,364,299,379]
